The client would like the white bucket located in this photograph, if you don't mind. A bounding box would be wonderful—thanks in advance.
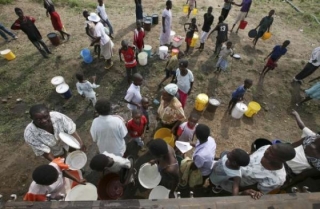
[138,163,162,189]
[159,46,168,60]
[231,102,248,119]
[149,186,170,199]
[138,52,148,66]
[172,36,184,48]
[170,31,176,42]
[51,76,65,87]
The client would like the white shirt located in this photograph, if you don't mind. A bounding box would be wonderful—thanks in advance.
[301,127,316,138]
[124,83,142,110]
[219,45,233,59]
[24,112,76,156]
[90,115,128,156]
[76,81,99,98]
[96,4,108,20]
[95,22,110,45]
[309,47,320,66]
[286,145,312,174]
[177,122,197,142]
[176,69,194,94]
[103,151,131,173]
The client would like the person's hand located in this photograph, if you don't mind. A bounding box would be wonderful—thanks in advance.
[136,103,141,109]
[77,179,87,185]
[169,191,175,198]
[149,159,157,165]
[291,109,298,117]
[190,142,196,147]
[92,75,96,80]
[80,144,87,152]
[188,89,192,95]
[163,29,166,34]
[242,189,263,200]
[90,42,94,46]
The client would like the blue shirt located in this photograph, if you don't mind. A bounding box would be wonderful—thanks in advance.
[193,136,216,176]
[232,85,246,99]
[270,45,287,61]
[240,0,252,12]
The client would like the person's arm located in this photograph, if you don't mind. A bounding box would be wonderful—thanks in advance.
[195,0,197,8]
[255,19,263,30]
[246,2,252,16]
[231,176,241,195]
[11,20,21,30]
[124,91,141,108]
[91,37,101,46]
[63,170,86,184]
[291,137,305,148]
[267,19,273,32]
[85,24,95,39]
[162,16,166,33]
[309,76,320,83]
[264,50,273,61]
[71,131,86,151]
[282,168,320,189]
[42,152,55,161]
[171,120,181,134]
[119,49,123,62]
[183,23,189,32]
[186,0,189,4]
[291,110,306,130]
[188,82,194,95]
[195,25,199,32]
[207,25,218,39]
[241,189,263,200]
[76,83,84,96]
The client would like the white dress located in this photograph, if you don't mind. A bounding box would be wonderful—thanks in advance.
[160,9,172,45]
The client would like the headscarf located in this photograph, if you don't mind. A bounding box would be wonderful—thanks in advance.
[164,83,178,96]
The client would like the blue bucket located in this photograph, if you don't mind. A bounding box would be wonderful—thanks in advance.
[80,48,93,64]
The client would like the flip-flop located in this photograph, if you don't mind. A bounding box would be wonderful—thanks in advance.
[104,62,114,70]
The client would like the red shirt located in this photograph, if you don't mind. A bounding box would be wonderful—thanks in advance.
[11,16,42,41]
[121,47,137,68]
[133,28,145,51]
[127,115,147,137]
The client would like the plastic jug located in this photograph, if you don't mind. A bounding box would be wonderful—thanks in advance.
[194,94,209,111]
[190,33,199,47]
[1,49,16,60]
[159,46,168,60]
[80,48,93,64]
[245,101,261,117]
[138,52,148,66]
[239,20,248,30]
[231,102,248,119]
[183,5,189,14]
[192,8,198,15]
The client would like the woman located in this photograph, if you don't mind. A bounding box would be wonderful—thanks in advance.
[296,81,320,106]
[43,0,70,40]
[157,83,186,133]
[160,0,172,46]
[83,10,100,58]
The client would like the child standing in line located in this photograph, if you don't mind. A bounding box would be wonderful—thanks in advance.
[216,41,233,73]
[126,109,148,147]
[119,40,138,84]
[175,60,194,109]
[227,79,253,114]
[141,97,150,131]
[133,21,145,55]
[76,73,100,106]
[184,18,198,54]
[186,0,197,19]
[198,7,214,51]
[176,113,199,142]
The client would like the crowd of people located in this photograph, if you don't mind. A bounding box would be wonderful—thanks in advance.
[0,0,319,202]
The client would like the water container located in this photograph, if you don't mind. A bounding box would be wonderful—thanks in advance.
[51,76,65,87]
[159,46,168,60]
[152,14,159,25]
[138,52,148,66]
[146,16,153,25]
[154,128,174,147]
[192,8,198,15]
[231,102,248,119]
[144,21,151,31]
[183,5,189,14]
[262,32,272,40]
[245,101,261,117]
[47,33,60,46]
[56,83,72,99]
[149,186,170,199]
[194,94,209,111]
[143,45,152,57]
[80,48,93,64]
[206,98,220,114]
[0,49,16,61]
[190,33,199,47]
[171,48,179,56]
[172,36,184,47]
[239,20,248,30]
[170,31,176,42]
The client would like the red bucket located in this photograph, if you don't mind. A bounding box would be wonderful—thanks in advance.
[98,173,124,200]
[239,20,248,30]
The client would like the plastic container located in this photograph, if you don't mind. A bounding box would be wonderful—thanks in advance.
[144,21,151,31]
[47,33,60,46]
[149,186,170,199]
[1,49,16,61]
[170,31,176,42]
[172,36,184,47]
[51,76,65,87]
[190,33,199,47]
[80,48,93,64]
[56,83,72,99]
[245,101,261,117]
[145,16,153,25]
[138,52,148,66]
[239,20,248,30]
[248,29,257,38]
[138,163,162,189]
[152,14,159,24]
[192,8,198,15]
[206,98,220,113]
[98,173,123,200]
[154,128,174,147]
[262,32,272,40]
[183,5,189,14]
[171,48,179,56]
[231,102,248,119]
[159,46,168,60]
[143,45,152,57]
[194,94,209,111]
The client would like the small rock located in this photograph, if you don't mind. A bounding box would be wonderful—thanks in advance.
[2,99,7,103]
[263,102,267,105]
[7,96,12,99]
[25,111,29,114]
[264,106,269,111]
[16,98,22,103]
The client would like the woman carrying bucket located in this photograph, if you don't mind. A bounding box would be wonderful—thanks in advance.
[160,0,172,46]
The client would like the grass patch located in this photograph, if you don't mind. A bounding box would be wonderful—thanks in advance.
[0,0,12,4]
[30,0,96,9]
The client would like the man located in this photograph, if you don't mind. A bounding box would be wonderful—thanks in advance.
[253,10,275,47]
[198,6,214,51]
[24,104,85,161]
[208,16,228,54]
[293,46,320,84]
[230,0,252,33]
[221,143,296,199]
[90,98,128,156]
[291,110,318,138]
[96,0,114,39]
[0,22,17,42]
[11,8,51,58]
[124,73,143,111]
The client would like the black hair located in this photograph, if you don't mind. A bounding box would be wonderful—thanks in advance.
[14,7,22,13]
[179,59,189,68]
[83,10,89,17]
[244,79,253,85]
[148,139,168,157]
[191,17,196,22]
[227,41,233,45]
[166,0,172,7]
[208,6,213,10]
[232,149,250,167]
[218,15,224,23]
[195,124,210,142]
[29,104,49,118]
[283,40,290,45]
[75,72,84,81]
[32,165,59,185]
[90,154,111,171]
[132,109,142,117]
[95,98,111,115]
[274,143,296,162]
[189,112,200,120]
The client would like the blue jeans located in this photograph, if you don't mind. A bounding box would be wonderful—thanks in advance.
[0,23,15,40]
[103,19,113,35]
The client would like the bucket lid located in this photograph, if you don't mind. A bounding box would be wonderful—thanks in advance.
[152,14,158,17]
[59,132,81,149]
[209,98,220,106]
[138,52,148,59]
[149,186,170,200]
[170,31,176,36]
[138,163,162,189]
[0,49,11,55]
[66,150,87,170]
[47,33,57,38]
[51,76,64,85]
[236,102,248,112]
[173,37,181,41]
[144,45,152,50]
[65,183,98,201]
[56,83,69,94]
[144,20,151,24]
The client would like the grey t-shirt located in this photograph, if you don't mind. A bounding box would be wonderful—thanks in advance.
[223,0,234,10]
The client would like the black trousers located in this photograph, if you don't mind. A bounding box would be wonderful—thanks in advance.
[221,8,230,20]
[31,39,50,57]
[295,62,319,81]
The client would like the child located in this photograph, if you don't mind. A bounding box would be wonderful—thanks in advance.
[133,21,145,54]
[90,152,131,173]
[260,40,290,80]
[208,149,250,195]
[176,113,199,142]
[141,97,150,131]
[96,0,114,39]
[119,40,137,84]
[158,52,183,88]
[208,16,228,54]
[221,0,234,21]
[198,7,214,51]
[175,60,194,109]
[186,0,196,19]
[227,79,253,114]
[216,41,233,73]
[76,73,100,106]
[253,10,275,47]
[184,18,198,54]
[126,109,148,147]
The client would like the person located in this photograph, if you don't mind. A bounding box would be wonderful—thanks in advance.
[76,73,100,107]
[90,152,131,173]
[160,0,173,46]
[197,7,214,51]
[83,10,100,58]
[260,40,290,81]
[124,73,143,110]
[208,16,228,54]
[253,10,275,47]
[221,143,296,199]
[96,0,114,39]
[227,79,253,114]
[158,52,182,89]
[176,113,199,142]
[157,83,186,134]
[89,13,114,70]
[186,0,196,19]
[141,97,150,131]
[43,0,70,40]
[208,149,250,195]
[0,22,17,42]
[221,0,234,20]
[184,18,198,54]
[24,104,85,161]
[149,139,179,198]
[90,98,128,156]
[293,46,320,84]
[134,0,143,22]
[126,109,148,147]
[291,110,318,138]
[24,158,85,201]
[230,0,252,33]
[133,21,145,54]
[191,124,217,178]
[215,41,234,73]
[119,40,138,84]
[174,60,194,109]
[296,81,320,106]
[11,8,51,58]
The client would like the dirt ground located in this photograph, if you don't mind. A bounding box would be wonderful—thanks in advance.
[0,0,319,201]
